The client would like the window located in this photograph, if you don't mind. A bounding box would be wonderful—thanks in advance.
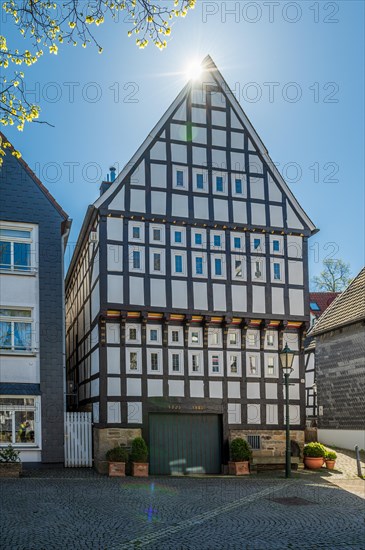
[175,255,183,273]
[153,253,161,272]
[234,237,241,249]
[0,228,32,271]
[192,354,200,372]
[267,334,274,347]
[150,329,158,342]
[211,355,220,373]
[229,355,238,374]
[216,176,224,192]
[215,258,222,276]
[174,231,182,244]
[253,238,261,250]
[129,352,138,370]
[247,435,261,450]
[310,302,320,311]
[196,174,204,189]
[247,333,257,347]
[229,332,237,346]
[153,229,161,241]
[129,328,137,341]
[235,179,243,194]
[273,240,280,252]
[176,170,184,187]
[172,330,179,343]
[234,260,243,278]
[191,331,199,344]
[132,227,140,239]
[195,233,202,245]
[150,353,159,371]
[0,397,38,446]
[249,356,257,375]
[126,325,141,345]
[0,309,32,352]
[254,261,262,279]
[172,353,180,372]
[273,263,281,280]
[267,357,275,375]
[132,250,141,269]
[195,257,203,275]
[213,235,221,247]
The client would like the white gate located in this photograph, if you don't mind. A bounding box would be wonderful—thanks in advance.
[64,412,92,467]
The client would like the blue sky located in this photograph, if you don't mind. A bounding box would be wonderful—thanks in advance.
[3,1,364,283]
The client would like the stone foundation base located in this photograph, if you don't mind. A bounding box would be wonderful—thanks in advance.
[229,429,305,459]
[93,427,142,474]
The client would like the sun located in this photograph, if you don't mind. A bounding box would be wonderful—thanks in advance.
[186,61,203,81]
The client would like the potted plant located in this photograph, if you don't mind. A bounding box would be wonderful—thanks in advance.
[0,445,22,478]
[303,442,326,470]
[228,438,252,475]
[325,450,337,470]
[105,446,129,477]
[130,437,149,477]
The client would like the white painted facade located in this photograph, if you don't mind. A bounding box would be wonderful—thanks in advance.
[318,429,365,451]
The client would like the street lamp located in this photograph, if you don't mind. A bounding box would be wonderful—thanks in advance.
[280,343,295,478]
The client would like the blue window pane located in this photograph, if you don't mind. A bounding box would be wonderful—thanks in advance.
[274,263,281,280]
[0,321,12,348]
[254,238,261,250]
[0,241,11,269]
[176,170,184,187]
[273,240,280,252]
[213,235,221,247]
[132,251,140,269]
[175,256,183,273]
[14,243,30,270]
[150,329,158,341]
[310,302,320,311]
[235,179,242,194]
[216,177,224,192]
[196,257,203,275]
[174,231,182,243]
[0,229,31,238]
[132,227,140,239]
[195,233,202,245]
[196,174,204,189]
[215,259,222,276]
[234,237,241,249]
[14,322,32,350]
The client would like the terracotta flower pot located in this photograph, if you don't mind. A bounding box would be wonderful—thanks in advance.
[228,461,250,476]
[304,456,324,470]
[132,462,149,477]
[326,460,336,470]
[108,462,126,477]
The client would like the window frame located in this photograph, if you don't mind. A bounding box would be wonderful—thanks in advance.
[171,227,187,247]
[146,325,162,345]
[149,248,165,275]
[226,352,242,377]
[188,350,204,376]
[208,351,223,376]
[246,352,261,377]
[125,324,141,345]
[149,224,165,245]
[227,329,241,349]
[147,348,163,374]
[0,308,34,354]
[168,326,184,347]
[168,349,184,375]
[129,245,145,273]
[0,224,35,273]
[125,348,142,374]
[128,222,144,243]
[0,395,40,447]
[189,327,203,347]
[173,165,188,190]
[172,250,187,276]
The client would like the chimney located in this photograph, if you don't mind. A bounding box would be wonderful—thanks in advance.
[110,166,116,182]
[99,166,117,195]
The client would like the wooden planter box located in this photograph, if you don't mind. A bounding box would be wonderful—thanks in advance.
[228,461,250,476]
[0,463,22,478]
[131,462,149,477]
[108,462,126,477]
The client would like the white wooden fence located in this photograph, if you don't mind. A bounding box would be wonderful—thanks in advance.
[64,412,92,467]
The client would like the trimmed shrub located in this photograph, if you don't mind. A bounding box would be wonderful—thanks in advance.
[303,442,326,458]
[325,450,337,461]
[230,438,252,462]
[130,437,148,463]
[0,445,20,463]
[106,446,129,463]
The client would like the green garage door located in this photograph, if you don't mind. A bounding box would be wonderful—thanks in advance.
[149,413,222,475]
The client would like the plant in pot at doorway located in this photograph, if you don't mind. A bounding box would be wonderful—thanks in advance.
[325,450,337,470]
[303,442,326,470]
[130,437,149,477]
[228,438,252,475]
[106,446,129,477]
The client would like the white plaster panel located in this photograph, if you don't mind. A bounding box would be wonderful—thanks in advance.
[249,155,264,174]
[107,244,123,272]
[266,404,279,424]
[92,402,99,423]
[231,132,245,150]
[212,148,227,170]
[192,126,207,144]
[129,276,144,306]
[107,377,121,397]
[289,261,304,286]
[91,324,99,347]
[230,152,245,173]
[91,283,100,321]
[192,107,206,124]
[284,383,300,401]
[107,347,120,374]
[268,174,282,202]
[233,201,248,224]
[174,102,187,121]
[265,383,278,400]
[107,402,121,423]
[168,380,185,397]
[212,129,227,147]
[190,380,204,398]
[126,377,142,397]
[247,382,261,399]
[209,381,223,399]
[251,203,266,226]
[130,189,146,213]
[270,205,284,227]
[107,217,123,241]
[211,91,226,108]
[91,378,99,398]
[286,202,304,230]
[231,285,247,313]
[194,282,208,310]
[285,404,301,425]
[213,284,226,311]
[109,186,125,210]
[247,403,261,424]
[272,287,285,315]
[231,109,243,129]
[147,379,163,397]
[150,163,167,188]
[228,381,241,399]
[172,194,189,218]
[289,289,304,316]
[250,179,265,200]
[128,402,142,424]
[172,143,187,164]
[252,285,266,314]
[228,403,241,424]
[287,236,303,259]
[130,160,145,186]
[213,199,229,221]
[91,349,99,375]
[193,146,207,166]
[194,197,209,219]
[150,141,166,161]
[212,110,226,127]
[171,280,188,309]
[171,123,187,142]
[150,279,166,308]
[107,275,123,304]
[151,191,166,215]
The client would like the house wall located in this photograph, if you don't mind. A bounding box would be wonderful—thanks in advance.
[316,322,365,434]
[317,429,365,451]
[0,151,66,463]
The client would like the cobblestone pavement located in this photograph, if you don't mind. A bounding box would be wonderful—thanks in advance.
[1,471,365,550]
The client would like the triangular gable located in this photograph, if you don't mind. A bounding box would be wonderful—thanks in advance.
[95,56,316,234]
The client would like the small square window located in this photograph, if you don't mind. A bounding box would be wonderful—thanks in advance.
[234,260,243,278]
[211,355,220,373]
[211,332,219,345]
[130,352,138,370]
[254,261,263,279]
[235,179,242,194]
[273,240,280,252]
[174,231,182,244]
[196,174,204,189]
[172,353,180,372]
[153,253,161,271]
[175,255,183,273]
[229,333,237,345]
[267,334,274,346]
[191,331,199,344]
[274,263,281,280]
[132,227,140,239]
[234,237,241,249]
[229,355,238,374]
[215,258,222,276]
[153,228,161,241]
[129,328,137,341]
[192,354,200,372]
[151,353,159,371]
[195,233,202,245]
[249,356,257,375]
[172,330,179,343]
[195,257,203,275]
[176,170,184,187]
[254,238,261,250]
[267,357,275,375]
[214,235,221,247]
[150,329,158,341]
[133,251,141,269]
[216,176,224,192]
